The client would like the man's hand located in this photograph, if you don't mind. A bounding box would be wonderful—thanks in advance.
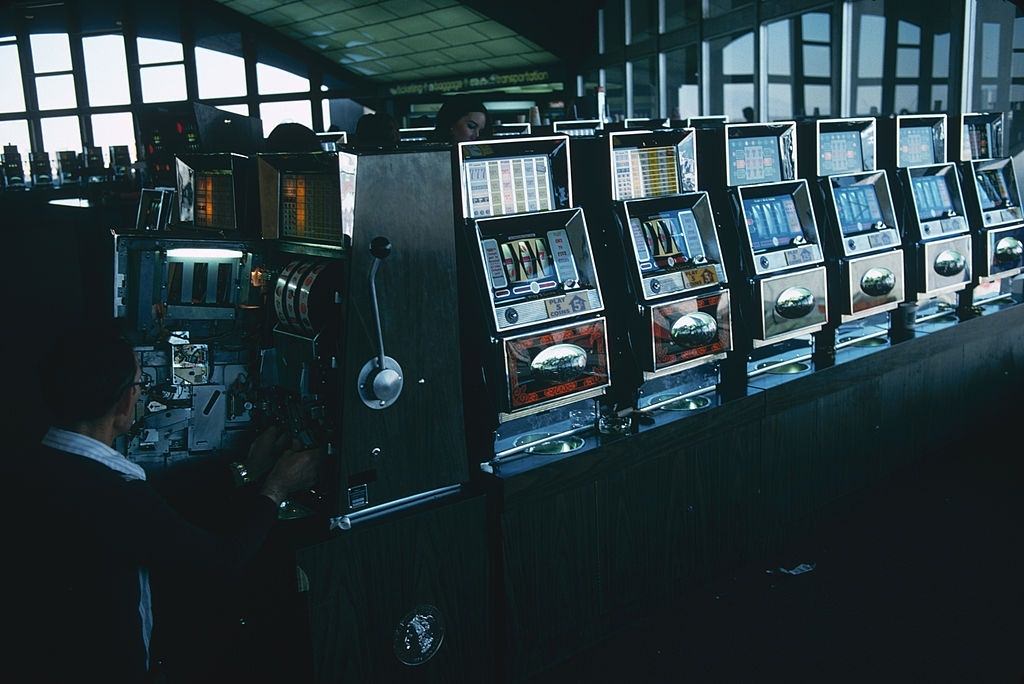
[259,447,324,505]
[244,424,293,481]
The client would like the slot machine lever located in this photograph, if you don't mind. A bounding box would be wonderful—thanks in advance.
[358,236,404,409]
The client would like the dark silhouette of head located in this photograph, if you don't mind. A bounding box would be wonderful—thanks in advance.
[742,107,755,123]
[432,95,489,143]
[354,112,400,148]
[265,122,321,153]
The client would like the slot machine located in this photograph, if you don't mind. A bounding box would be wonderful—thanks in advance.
[176,153,258,234]
[455,135,611,467]
[696,121,828,389]
[493,123,533,137]
[56,150,80,185]
[29,151,53,187]
[109,145,133,182]
[797,117,906,360]
[315,131,348,151]
[552,119,603,137]
[81,145,107,184]
[572,127,732,413]
[260,148,469,525]
[686,116,729,129]
[2,145,25,189]
[950,112,1024,313]
[398,127,433,143]
[877,114,971,334]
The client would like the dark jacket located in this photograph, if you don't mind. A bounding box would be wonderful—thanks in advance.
[8,443,278,683]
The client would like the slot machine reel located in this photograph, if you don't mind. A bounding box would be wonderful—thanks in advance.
[263,257,344,519]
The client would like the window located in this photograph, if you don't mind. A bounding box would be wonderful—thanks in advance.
[258,100,313,137]
[141,65,188,103]
[83,35,130,107]
[665,44,699,119]
[30,34,72,73]
[92,112,137,163]
[629,55,658,118]
[0,120,32,170]
[764,11,832,120]
[603,1,625,53]
[138,37,183,64]
[40,116,82,155]
[704,0,752,20]
[604,63,626,121]
[217,104,251,116]
[36,74,77,110]
[0,43,26,112]
[196,45,246,99]
[972,0,1016,113]
[706,30,754,122]
[256,62,309,95]
[629,0,655,45]
[851,1,886,115]
[664,0,700,33]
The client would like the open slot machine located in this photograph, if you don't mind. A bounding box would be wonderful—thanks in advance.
[29,151,52,187]
[697,121,828,390]
[456,135,611,468]
[572,127,732,414]
[113,153,263,473]
[797,117,906,361]
[951,112,1023,313]
[56,150,80,185]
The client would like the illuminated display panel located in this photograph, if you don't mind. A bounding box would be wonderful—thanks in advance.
[899,126,936,166]
[819,131,864,175]
[465,155,554,218]
[194,172,235,229]
[612,146,679,199]
[728,136,782,184]
[280,173,342,243]
[975,168,1015,211]
[911,175,954,220]
[742,194,802,251]
[833,185,884,236]
[628,209,705,274]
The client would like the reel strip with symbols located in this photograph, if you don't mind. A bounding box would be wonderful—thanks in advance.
[273,259,341,335]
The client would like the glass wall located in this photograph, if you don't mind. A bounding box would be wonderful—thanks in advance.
[590,0,1013,129]
[0,3,356,171]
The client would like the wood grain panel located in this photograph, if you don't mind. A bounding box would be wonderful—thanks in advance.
[298,494,490,683]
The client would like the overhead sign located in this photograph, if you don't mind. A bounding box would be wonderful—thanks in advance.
[387,68,561,96]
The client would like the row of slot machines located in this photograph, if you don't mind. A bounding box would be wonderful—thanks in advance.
[111,109,1021,524]
[1,144,134,189]
[454,110,1022,466]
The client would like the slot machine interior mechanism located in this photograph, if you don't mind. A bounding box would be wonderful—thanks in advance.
[2,145,25,189]
[56,150,80,185]
[552,119,603,137]
[81,145,107,183]
[175,153,258,234]
[877,114,971,333]
[697,121,828,388]
[953,112,1024,313]
[113,234,261,468]
[797,117,906,359]
[573,127,732,414]
[29,152,52,187]
[457,135,611,467]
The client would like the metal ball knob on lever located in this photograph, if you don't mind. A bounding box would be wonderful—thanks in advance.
[357,236,405,409]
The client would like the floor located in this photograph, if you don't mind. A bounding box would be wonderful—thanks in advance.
[534,445,1024,683]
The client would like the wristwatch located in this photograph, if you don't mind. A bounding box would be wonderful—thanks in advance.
[230,461,252,487]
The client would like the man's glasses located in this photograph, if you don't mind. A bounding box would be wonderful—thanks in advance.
[126,373,153,393]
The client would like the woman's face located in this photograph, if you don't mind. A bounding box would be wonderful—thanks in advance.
[450,112,486,142]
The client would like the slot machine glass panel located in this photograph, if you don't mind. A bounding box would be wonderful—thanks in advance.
[736,181,824,276]
[458,136,572,219]
[609,129,698,199]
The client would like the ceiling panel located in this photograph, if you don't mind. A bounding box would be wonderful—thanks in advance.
[213,0,560,85]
